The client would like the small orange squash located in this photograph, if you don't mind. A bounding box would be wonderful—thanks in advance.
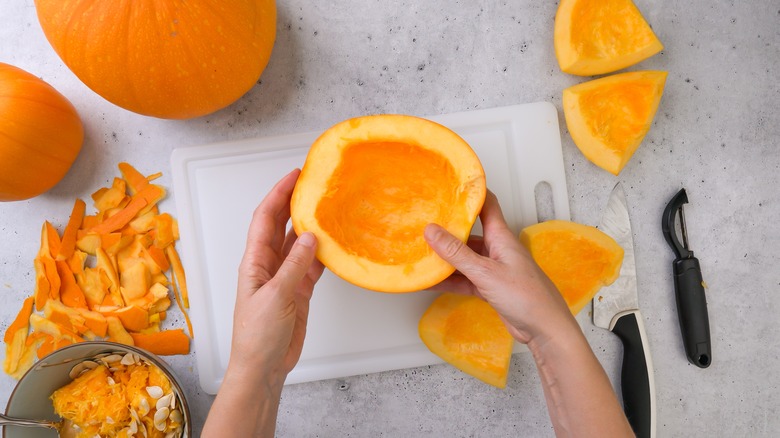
[520,220,624,316]
[291,115,486,293]
[419,293,514,388]
[0,63,83,201]
[33,0,277,119]
[563,70,667,175]
[554,0,663,76]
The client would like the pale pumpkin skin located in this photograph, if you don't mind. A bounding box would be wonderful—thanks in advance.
[34,0,277,119]
[291,115,486,293]
[0,63,83,202]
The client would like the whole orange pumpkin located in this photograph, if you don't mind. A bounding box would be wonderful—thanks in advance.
[0,63,84,202]
[33,0,277,119]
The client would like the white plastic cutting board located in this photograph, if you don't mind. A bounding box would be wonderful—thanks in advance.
[171,102,570,394]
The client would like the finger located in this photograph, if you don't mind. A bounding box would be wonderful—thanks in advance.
[424,223,489,278]
[240,170,301,276]
[272,232,319,292]
[479,191,514,239]
[479,191,520,254]
[249,169,300,250]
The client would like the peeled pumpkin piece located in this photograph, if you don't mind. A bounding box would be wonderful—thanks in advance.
[419,293,514,388]
[291,114,486,293]
[563,70,667,175]
[554,0,663,76]
[520,220,624,316]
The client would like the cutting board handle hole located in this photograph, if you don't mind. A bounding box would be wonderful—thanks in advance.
[534,181,556,223]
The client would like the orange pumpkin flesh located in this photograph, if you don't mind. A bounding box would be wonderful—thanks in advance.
[291,115,486,293]
[554,0,663,76]
[563,71,667,175]
[419,293,514,388]
[520,220,624,316]
[0,63,83,201]
[33,0,276,119]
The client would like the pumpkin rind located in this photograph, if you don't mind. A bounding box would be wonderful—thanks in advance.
[291,115,486,293]
[554,0,663,76]
[563,70,667,175]
[520,220,624,316]
[33,0,277,119]
[418,293,514,388]
[0,63,83,202]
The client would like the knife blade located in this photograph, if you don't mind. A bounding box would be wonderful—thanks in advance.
[593,183,656,438]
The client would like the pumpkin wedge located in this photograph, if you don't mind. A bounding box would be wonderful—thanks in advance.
[520,220,624,316]
[554,0,663,76]
[291,115,486,293]
[419,293,514,388]
[563,70,667,175]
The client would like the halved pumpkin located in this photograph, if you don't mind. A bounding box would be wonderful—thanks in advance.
[291,115,486,293]
[419,293,514,388]
[563,70,667,175]
[520,220,624,316]
[554,0,663,76]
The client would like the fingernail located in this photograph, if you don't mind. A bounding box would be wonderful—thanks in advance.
[297,232,316,248]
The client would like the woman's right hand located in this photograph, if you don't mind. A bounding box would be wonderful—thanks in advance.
[423,190,578,347]
[426,191,634,437]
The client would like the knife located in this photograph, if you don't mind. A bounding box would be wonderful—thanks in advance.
[593,183,656,438]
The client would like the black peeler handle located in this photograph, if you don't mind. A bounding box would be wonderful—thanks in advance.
[673,256,711,368]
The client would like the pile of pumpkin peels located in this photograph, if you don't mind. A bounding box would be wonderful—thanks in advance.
[3,163,192,379]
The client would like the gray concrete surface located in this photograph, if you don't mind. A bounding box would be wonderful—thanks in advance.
[1,1,778,436]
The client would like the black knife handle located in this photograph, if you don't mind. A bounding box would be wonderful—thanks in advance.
[673,256,712,368]
[612,310,656,438]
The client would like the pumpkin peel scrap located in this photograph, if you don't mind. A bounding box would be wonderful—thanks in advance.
[2,163,193,378]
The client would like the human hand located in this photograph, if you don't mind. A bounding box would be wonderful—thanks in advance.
[424,191,576,346]
[230,169,325,390]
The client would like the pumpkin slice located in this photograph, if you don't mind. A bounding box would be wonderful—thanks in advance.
[291,115,486,293]
[520,220,624,316]
[554,0,663,76]
[419,293,514,388]
[563,70,667,175]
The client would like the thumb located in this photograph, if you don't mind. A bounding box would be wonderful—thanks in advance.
[424,224,485,276]
[274,232,318,292]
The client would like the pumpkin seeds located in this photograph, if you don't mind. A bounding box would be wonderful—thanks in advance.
[68,360,99,379]
[100,354,123,366]
[156,393,174,410]
[168,409,183,425]
[121,352,140,366]
[138,397,151,416]
[146,385,164,399]
[154,407,170,431]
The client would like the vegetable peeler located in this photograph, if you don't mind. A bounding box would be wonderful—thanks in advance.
[662,189,712,368]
